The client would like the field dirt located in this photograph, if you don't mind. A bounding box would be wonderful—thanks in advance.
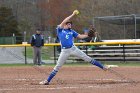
[0,66,139,93]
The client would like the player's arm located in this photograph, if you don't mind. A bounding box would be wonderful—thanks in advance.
[59,10,78,28]
[77,34,88,39]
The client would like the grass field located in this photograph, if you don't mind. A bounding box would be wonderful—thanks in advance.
[22,46,54,60]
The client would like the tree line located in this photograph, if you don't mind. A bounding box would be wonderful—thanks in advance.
[0,0,140,40]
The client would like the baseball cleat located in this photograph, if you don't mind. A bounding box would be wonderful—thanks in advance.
[39,80,49,85]
[103,65,111,71]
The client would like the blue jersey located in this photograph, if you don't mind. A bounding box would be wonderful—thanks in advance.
[56,26,79,49]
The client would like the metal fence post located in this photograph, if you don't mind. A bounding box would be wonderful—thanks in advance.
[85,45,88,55]
[122,44,126,63]
[25,46,27,64]
[54,46,56,64]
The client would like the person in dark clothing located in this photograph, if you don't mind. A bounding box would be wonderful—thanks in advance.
[78,28,92,49]
[55,36,61,53]
[88,25,102,50]
[30,28,44,66]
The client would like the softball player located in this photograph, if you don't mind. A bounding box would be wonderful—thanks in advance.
[39,10,108,85]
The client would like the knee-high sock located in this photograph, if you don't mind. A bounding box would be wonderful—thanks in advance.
[90,59,104,69]
[47,70,58,83]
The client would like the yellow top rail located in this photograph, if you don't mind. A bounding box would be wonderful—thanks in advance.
[0,41,140,47]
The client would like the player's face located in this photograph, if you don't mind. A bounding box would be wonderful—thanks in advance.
[66,23,72,29]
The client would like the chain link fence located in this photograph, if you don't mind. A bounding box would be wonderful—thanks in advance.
[94,14,140,40]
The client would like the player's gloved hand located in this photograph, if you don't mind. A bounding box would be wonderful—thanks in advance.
[88,29,95,37]
[88,25,96,37]
[88,26,96,37]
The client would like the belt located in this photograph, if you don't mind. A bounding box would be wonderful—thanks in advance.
[62,46,73,49]
[35,46,41,47]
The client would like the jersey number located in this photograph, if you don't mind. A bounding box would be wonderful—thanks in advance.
[65,35,69,39]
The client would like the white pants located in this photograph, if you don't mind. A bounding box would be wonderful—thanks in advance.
[54,46,92,71]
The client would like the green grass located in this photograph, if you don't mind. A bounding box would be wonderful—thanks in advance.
[23,47,54,60]
[0,63,55,67]
[0,64,33,67]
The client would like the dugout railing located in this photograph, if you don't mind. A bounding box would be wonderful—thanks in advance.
[53,45,140,63]
[1,41,140,64]
[52,42,140,63]
[81,45,140,62]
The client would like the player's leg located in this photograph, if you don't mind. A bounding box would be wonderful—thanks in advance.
[39,49,70,85]
[47,50,70,83]
[71,46,106,70]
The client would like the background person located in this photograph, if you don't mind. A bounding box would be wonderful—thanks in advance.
[88,25,101,50]
[90,31,101,42]
[30,28,44,66]
[55,36,61,53]
[78,28,92,49]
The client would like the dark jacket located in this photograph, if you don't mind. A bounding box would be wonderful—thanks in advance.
[30,34,44,47]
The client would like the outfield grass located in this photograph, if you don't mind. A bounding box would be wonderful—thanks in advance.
[23,46,54,60]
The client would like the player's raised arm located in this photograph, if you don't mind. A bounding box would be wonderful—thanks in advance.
[59,10,79,28]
